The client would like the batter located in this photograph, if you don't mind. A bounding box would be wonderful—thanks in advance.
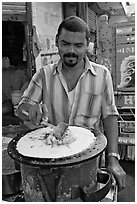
[16,126,96,159]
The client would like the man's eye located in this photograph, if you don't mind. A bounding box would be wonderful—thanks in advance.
[62,42,69,46]
[75,44,83,48]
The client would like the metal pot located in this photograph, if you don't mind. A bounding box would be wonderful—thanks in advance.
[2,171,22,195]
[2,149,22,195]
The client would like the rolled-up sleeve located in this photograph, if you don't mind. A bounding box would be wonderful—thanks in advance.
[101,69,119,119]
[19,69,43,106]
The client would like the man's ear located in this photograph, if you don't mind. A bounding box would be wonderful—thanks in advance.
[55,35,59,47]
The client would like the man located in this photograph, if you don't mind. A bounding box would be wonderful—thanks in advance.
[17,16,126,191]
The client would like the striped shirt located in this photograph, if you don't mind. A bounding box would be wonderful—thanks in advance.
[19,57,118,130]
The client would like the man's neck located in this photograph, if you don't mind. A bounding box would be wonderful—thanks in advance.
[62,59,85,73]
[62,58,85,91]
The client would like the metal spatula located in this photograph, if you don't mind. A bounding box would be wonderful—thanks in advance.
[21,110,69,140]
[53,122,69,140]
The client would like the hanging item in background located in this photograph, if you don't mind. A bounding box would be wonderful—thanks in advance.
[22,43,27,62]
[22,25,42,61]
[2,57,10,69]
[11,90,22,116]
[32,25,42,58]
[117,55,135,89]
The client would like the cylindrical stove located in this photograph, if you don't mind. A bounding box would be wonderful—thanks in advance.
[8,127,111,202]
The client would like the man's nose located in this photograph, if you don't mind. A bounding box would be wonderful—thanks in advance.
[68,45,75,52]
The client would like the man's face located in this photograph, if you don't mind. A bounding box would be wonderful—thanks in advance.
[56,28,88,67]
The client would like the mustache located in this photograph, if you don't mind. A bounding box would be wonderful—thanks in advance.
[63,53,78,58]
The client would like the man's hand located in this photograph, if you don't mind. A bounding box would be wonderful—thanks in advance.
[107,156,126,191]
[102,116,126,191]
[29,104,48,125]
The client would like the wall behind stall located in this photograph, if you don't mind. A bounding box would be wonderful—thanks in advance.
[96,14,128,85]
[32,2,63,71]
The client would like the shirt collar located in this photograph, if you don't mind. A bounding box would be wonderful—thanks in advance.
[53,56,97,76]
[84,56,97,76]
[53,59,62,75]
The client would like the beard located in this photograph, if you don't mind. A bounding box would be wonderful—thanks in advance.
[63,53,79,67]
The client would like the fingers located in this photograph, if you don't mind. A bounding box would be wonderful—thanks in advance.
[29,104,43,125]
[41,104,48,119]
[116,169,126,192]
[116,167,126,192]
[108,165,126,192]
[28,104,49,125]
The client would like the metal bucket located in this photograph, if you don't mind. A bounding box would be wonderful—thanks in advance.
[2,171,22,195]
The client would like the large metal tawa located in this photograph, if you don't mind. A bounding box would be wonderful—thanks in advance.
[8,128,107,167]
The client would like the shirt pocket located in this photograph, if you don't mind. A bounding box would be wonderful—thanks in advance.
[77,91,102,118]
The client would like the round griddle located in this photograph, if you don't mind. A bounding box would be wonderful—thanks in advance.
[8,128,107,168]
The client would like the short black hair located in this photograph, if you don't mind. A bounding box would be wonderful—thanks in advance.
[57,16,90,42]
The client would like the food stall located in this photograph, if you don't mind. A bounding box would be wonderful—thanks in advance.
[2,2,134,202]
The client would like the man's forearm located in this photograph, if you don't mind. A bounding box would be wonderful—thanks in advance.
[102,115,119,155]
